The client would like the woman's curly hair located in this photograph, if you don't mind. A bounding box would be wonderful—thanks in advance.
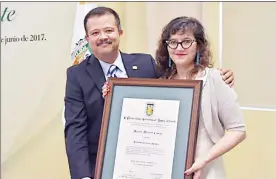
[155,16,213,79]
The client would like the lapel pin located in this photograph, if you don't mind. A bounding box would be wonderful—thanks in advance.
[132,65,138,70]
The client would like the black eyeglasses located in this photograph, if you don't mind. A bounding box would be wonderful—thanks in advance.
[165,39,196,49]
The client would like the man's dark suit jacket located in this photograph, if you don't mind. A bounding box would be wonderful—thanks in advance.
[64,52,161,179]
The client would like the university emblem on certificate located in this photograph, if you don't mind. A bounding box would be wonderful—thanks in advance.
[146,103,154,116]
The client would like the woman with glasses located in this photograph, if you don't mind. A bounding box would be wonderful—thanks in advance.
[102,16,246,179]
[155,16,246,179]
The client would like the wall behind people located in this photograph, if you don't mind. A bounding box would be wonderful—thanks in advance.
[1,2,77,179]
[222,2,276,179]
[100,2,220,66]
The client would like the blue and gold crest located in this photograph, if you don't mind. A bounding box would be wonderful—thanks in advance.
[146,103,154,116]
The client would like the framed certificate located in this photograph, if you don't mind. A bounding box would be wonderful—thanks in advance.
[94,78,202,179]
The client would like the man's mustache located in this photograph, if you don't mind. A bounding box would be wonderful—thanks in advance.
[97,39,112,46]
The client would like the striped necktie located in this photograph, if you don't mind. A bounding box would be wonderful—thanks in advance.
[107,64,118,78]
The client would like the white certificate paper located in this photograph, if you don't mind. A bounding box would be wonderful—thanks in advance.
[112,98,180,179]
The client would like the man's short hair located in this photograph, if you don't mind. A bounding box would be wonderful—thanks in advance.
[84,6,121,34]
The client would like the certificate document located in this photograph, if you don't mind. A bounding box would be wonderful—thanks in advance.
[112,98,180,179]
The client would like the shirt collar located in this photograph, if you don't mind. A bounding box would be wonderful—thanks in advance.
[98,52,125,76]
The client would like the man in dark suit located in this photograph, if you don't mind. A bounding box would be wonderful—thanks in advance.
[64,6,234,179]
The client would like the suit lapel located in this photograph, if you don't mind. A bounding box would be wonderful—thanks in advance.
[85,55,106,92]
[85,53,139,92]
[121,52,139,78]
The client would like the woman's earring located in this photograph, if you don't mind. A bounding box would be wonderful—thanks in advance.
[196,52,200,65]
[169,57,172,67]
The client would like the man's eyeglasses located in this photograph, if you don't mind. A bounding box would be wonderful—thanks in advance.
[165,39,196,49]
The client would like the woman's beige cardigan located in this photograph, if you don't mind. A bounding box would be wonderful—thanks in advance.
[199,68,246,144]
